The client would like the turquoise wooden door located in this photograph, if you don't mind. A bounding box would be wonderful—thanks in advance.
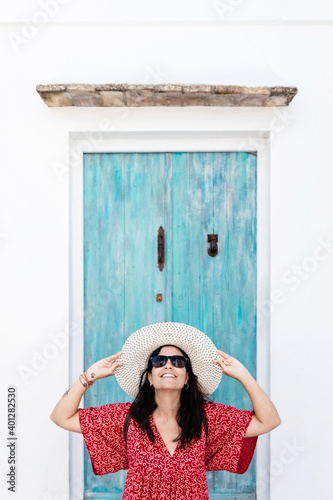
[83,151,257,500]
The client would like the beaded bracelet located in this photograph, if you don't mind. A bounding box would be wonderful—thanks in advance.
[79,369,94,388]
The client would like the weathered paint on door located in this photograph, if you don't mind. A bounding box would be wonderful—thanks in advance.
[83,152,257,499]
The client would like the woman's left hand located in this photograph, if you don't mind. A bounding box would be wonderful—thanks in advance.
[214,350,248,381]
[214,350,282,437]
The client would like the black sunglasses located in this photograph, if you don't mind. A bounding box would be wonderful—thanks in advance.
[150,355,188,368]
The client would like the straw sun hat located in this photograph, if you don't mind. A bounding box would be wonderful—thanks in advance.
[115,322,223,398]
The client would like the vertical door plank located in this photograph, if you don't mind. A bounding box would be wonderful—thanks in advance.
[171,152,216,332]
[122,152,167,334]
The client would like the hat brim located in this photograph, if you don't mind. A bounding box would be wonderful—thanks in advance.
[114,322,223,398]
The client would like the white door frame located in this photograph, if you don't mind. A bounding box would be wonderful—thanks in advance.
[69,130,271,500]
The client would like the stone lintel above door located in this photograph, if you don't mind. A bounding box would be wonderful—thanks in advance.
[36,83,297,107]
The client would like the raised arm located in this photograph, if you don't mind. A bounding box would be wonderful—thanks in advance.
[50,351,123,433]
[214,350,281,438]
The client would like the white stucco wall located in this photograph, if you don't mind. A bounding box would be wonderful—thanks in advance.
[1,2,332,500]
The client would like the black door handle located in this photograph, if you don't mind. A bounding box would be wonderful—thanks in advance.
[157,226,165,271]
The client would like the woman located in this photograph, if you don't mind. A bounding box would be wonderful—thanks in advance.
[50,322,281,499]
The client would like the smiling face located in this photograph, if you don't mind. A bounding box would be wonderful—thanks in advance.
[147,345,189,391]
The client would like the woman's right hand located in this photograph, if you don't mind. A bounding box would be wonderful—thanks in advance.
[86,351,123,382]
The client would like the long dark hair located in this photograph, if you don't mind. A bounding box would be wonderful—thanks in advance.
[124,345,210,449]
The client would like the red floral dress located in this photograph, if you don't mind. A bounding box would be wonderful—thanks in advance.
[79,402,257,500]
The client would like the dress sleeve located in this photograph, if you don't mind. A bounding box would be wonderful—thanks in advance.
[204,402,258,474]
[79,402,131,475]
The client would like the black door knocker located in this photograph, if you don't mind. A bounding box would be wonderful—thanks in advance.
[207,234,218,257]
